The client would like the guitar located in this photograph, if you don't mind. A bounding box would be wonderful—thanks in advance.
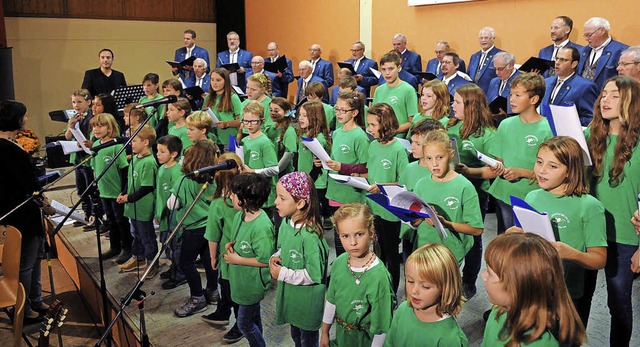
[37,299,67,347]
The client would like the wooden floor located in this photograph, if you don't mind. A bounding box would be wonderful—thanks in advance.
[2,170,639,346]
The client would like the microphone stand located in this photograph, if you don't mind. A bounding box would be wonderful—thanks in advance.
[95,179,213,347]
[46,104,162,347]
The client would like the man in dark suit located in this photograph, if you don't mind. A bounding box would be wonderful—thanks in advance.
[172,29,210,81]
[440,53,471,97]
[426,41,467,78]
[392,33,422,77]
[468,27,504,96]
[266,41,294,98]
[542,46,599,126]
[216,31,253,93]
[309,43,334,91]
[486,52,521,115]
[617,46,640,81]
[538,16,583,77]
[81,48,127,97]
[577,17,629,91]
[246,56,280,98]
[296,61,323,104]
[344,40,378,97]
[185,58,210,110]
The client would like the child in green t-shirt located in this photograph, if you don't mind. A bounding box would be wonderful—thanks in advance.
[201,152,243,340]
[364,103,409,294]
[122,103,147,161]
[269,172,329,346]
[167,97,193,152]
[116,125,159,277]
[385,243,467,347]
[305,81,336,131]
[223,173,275,347]
[408,79,450,139]
[268,97,296,175]
[89,113,132,264]
[321,203,395,347]
[481,233,585,346]
[138,73,165,128]
[239,100,279,229]
[185,110,216,145]
[201,68,242,151]
[154,135,185,290]
[155,78,183,138]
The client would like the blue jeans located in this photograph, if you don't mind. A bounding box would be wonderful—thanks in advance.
[179,227,217,297]
[19,235,44,316]
[129,219,157,261]
[291,325,319,347]
[605,241,636,346]
[237,303,265,347]
[495,199,514,234]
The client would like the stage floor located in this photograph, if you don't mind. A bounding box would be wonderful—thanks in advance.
[42,169,640,346]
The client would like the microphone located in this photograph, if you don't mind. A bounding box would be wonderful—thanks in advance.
[91,138,123,152]
[186,159,238,177]
[134,95,178,109]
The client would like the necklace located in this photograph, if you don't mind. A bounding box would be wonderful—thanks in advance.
[347,252,375,285]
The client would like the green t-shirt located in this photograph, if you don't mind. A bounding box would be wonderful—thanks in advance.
[589,132,640,245]
[488,116,553,204]
[448,121,497,192]
[228,211,275,305]
[481,308,559,346]
[326,254,395,346]
[297,133,329,189]
[407,113,449,139]
[413,174,483,264]
[326,126,370,204]
[155,163,183,231]
[264,124,297,175]
[242,133,278,208]
[90,141,128,199]
[366,139,409,221]
[323,103,336,130]
[525,189,607,298]
[275,219,329,331]
[139,94,165,128]
[204,197,239,280]
[242,96,273,131]
[203,93,242,146]
[372,81,418,138]
[168,125,192,154]
[384,301,468,347]
[124,154,157,221]
[398,161,430,241]
[171,177,216,233]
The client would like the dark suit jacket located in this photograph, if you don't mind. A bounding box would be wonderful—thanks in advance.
[541,73,599,126]
[246,69,281,98]
[401,49,422,76]
[345,57,378,96]
[538,41,583,77]
[186,73,211,92]
[173,45,210,81]
[81,68,127,97]
[217,49,254,92]
[426,57,467,78]
[442,74,472,97]
[311,58,334,91]
[296,75,324,104]
[468,46,504,95]
[330,84,365,106]
[576,39,629,91]
[486,71,521,114]
[268,56,294,98]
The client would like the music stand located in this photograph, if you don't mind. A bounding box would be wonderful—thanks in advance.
[111,85,145,110]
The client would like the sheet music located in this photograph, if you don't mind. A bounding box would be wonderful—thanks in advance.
[547,104,592,166]
[69,123,91,154]
[204,108,221,123]
[52,141,84,155]
[476,149,500,167]
[513,206,556,242]
[396,138,411,152]
[328,173,370,190]
[369,67,382,79]
[50,200,87,225]
[301,137,331,170]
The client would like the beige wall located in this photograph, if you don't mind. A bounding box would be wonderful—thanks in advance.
[5,17,216,142]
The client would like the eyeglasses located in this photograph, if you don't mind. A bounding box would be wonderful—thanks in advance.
[583,28,601,39]
[441,61,454,65]
[350,48,364,53]
[309,48,320,52]
[617,61,639,67]
[494,65,509,72]
[434,50,446,54]
[250,61,263,65]
[334,108,355,114]
[242,119,261,125]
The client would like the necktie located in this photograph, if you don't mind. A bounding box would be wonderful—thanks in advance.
[475,52,487,82]
[552,45,562,60]
[551,78,564,103]
[354,58,361,73]
[310,60,317,72]
[436,62,441,76]
[298,80,307,103]
[231,52,237,64]
[197,78,202,88]
[499,80,506,95]
[186,48,191,58]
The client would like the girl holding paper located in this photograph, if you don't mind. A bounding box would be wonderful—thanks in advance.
[447,84,497,298]
[202,68,242,151]
[513,136,607,327]
[268,97,296,175]
[587,76,640,346]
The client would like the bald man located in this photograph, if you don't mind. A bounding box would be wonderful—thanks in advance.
[266,42,294,98]
[246,56,280,97]
[308,43,334,92]
[468,27,504,95]
[577,17,628,90]
[426,41,467,78]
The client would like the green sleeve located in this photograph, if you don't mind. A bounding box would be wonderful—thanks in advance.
[406,88,418,119]
[462,183,484,228]
[252,227,275,264]
[584,199,607,248]
[232,94,243,115]
[283,126,298,153]
[369,270,396,335]
[488,122,505,159]
[261,137,279,167]
[116,145,129,169]
[139,158,156,186]
[302,234,328,284]
[205,202,223,243]
[354,133,370,164]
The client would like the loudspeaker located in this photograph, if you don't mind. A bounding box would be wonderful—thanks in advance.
[45,136,71,168]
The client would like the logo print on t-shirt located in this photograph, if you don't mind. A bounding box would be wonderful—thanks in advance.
[162,182,170,192]
[551,213,570,229]
[444,197,460,210]
[133,171,138,179]
[340,144,351,154]
[239,240,252,254]
[525,135,539,146]
[381,159,392,170]
[462,140,474,152]
[288,249,302,264]
[389,96,399,105]
[250,151,260,161]
[103,156,113,164]
[351,299,365,316]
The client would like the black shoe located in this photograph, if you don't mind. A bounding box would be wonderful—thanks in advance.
[31,302,49,314]
[113,250,132,265]
[201,310,230,325]
[222,325,244,344]
[101,248,120,260]
[23,313,44,325]
[161,278,187,290]
[462,283,477,299]
[204,287,220,305]
[160,269,172,279]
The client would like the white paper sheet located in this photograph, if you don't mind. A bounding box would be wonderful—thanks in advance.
[369,67,382,79]
[513,206,556,242]
[204,108,221,123]
[329,173,370,190]
[476,149,500,167]
[53,141,84,155]
[301,137,331,170]
[547,104,592,166]
[50,200,87,225]
[69,123,91,154]
[396,138,411,152]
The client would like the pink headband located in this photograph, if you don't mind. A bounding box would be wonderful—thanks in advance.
[278,171,311,203]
